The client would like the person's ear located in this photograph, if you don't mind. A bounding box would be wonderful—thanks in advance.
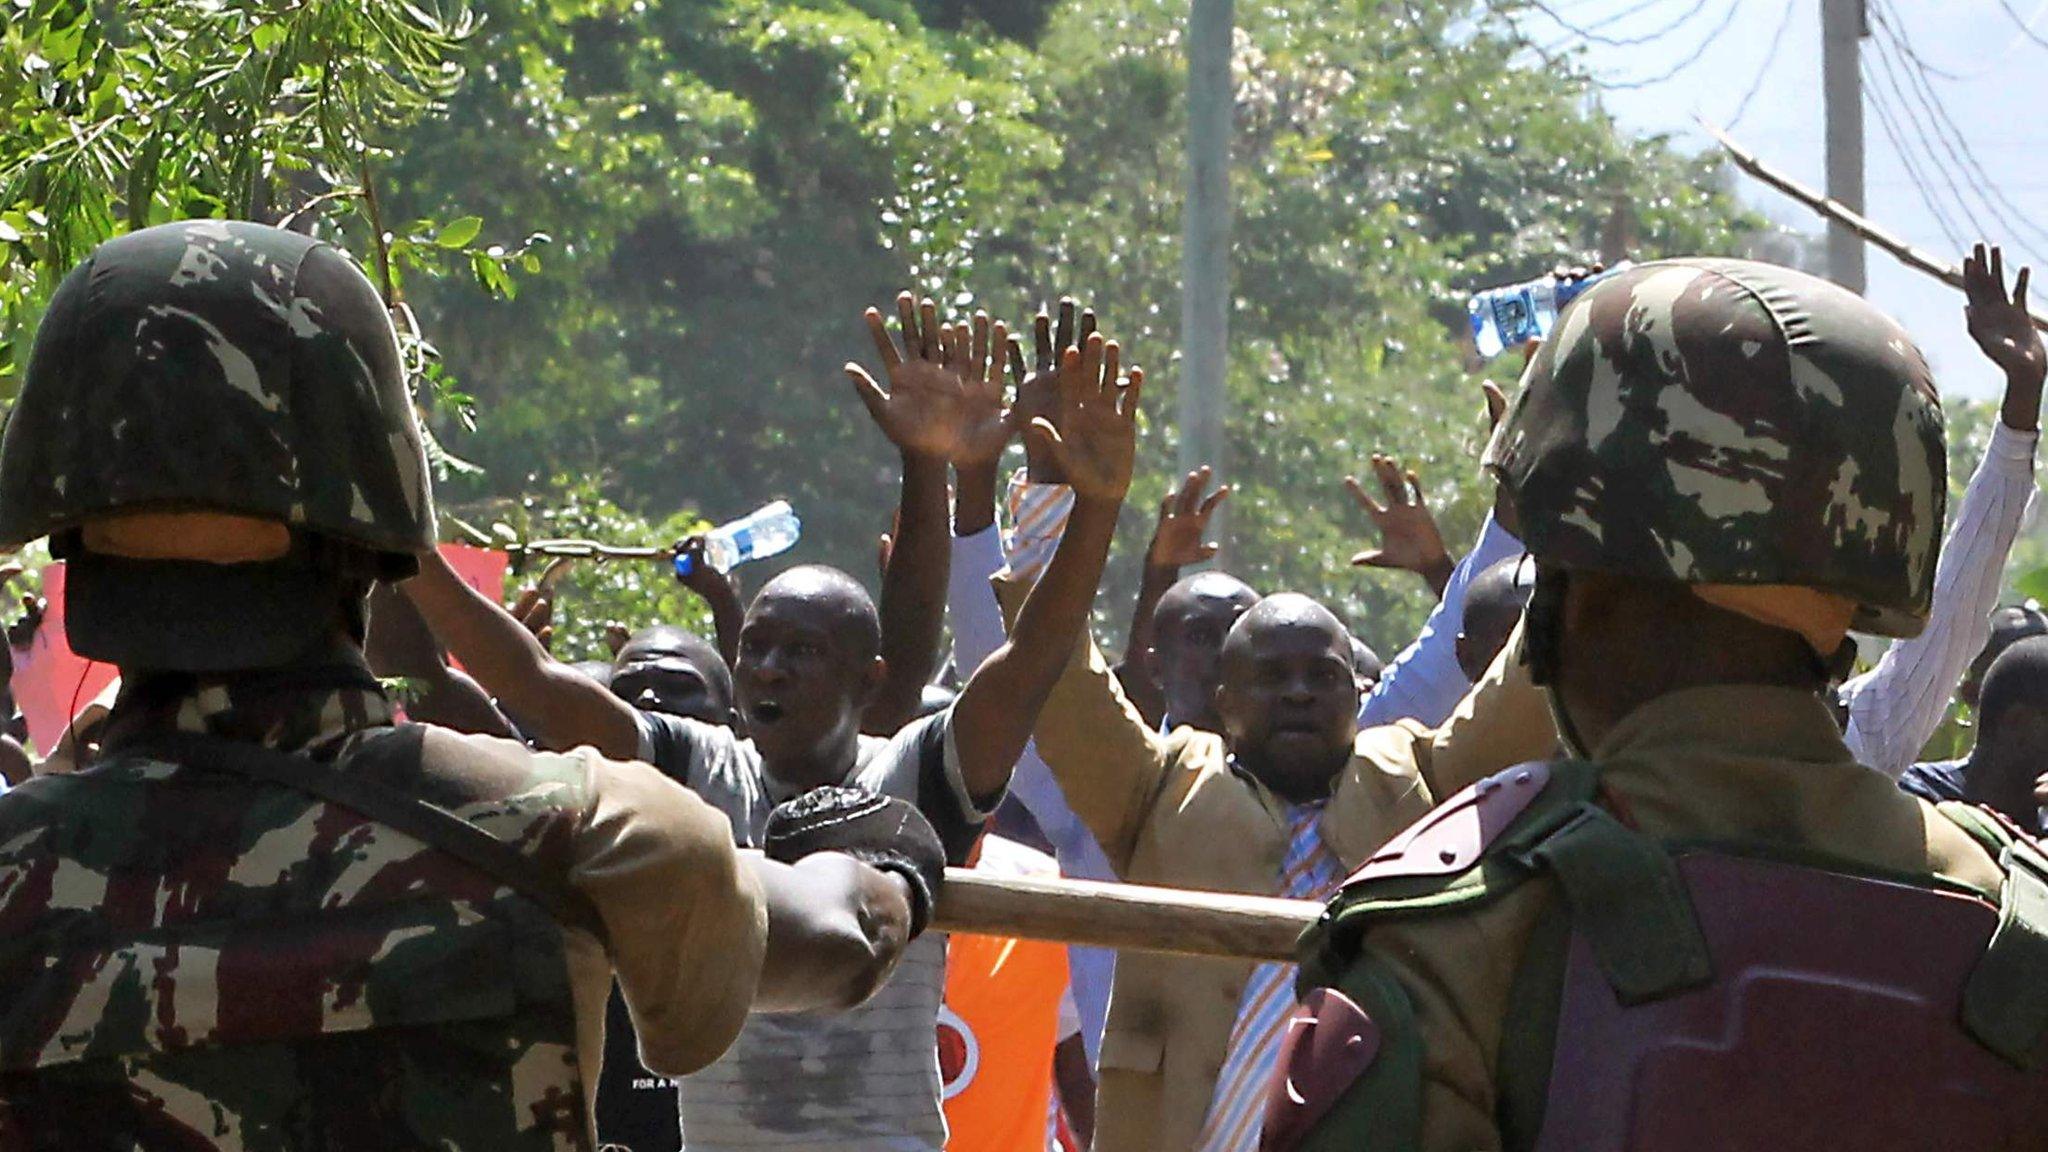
[856,655,888,704]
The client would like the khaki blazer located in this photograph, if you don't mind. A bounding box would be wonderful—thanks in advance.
[1000,579,1556,1152]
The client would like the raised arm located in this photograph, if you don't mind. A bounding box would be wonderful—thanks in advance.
[1117,466,1230,726]
[365,580,520,739]
[672,535,745,669]
[1841,243,2042,775]
[951,330,1137,802]
[403,547,642,760]
[1345,453,1454,600]
[846,295,1015,734]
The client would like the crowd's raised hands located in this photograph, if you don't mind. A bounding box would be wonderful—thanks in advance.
[1028,329,1141,505]
[1148,467,1230,570]
[847,292,1017,465]
[1345,454,1453,599]
[1964,243,2045,432]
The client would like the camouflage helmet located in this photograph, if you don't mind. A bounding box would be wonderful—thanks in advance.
[0,219,434,565]
[1483,258,1945,639]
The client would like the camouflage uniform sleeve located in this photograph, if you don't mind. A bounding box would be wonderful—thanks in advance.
[568,749,770,1077]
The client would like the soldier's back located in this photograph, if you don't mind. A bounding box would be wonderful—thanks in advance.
[0,716,599,1152]
[1279,686,2048,1151]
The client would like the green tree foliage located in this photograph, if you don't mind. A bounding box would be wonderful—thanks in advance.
[7,0,2021,721]
[0,0,510,385]
[394,0,1765,654]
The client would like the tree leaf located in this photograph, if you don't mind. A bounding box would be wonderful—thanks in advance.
[435,215,483,248]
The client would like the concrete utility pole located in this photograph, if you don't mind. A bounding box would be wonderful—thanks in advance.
[1179,0,1234,483]
[1821,0,1868,294]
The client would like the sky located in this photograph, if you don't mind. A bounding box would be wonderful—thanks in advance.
[1520,0,2048,401]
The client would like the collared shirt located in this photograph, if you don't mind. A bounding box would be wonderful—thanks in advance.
[1898,757,1968,805]
[1841,420,2039,777]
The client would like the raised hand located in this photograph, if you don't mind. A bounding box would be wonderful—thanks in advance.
[846,292,1016,464]
[953,310,1018,465]
[1346,454,1453,595]
[1148,466,1229,570]
[1028,332,1140,505]
[1017,298,1099,483]
[1964,242,2046,431]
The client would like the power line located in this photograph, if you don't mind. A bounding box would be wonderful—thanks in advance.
[1725,0,1796,131]
[1861,26,1996,243]
[1994,0,2048,50]
[1860,70,1971,252]
[1600,0,1745,89]
[1867,1,2048,259]
[1519,0,1714,48]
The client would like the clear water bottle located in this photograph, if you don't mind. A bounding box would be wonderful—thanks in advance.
[1468,264,1631,360]
[674,500,802,578]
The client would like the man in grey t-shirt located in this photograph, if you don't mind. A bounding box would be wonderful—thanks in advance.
[639,701,985,1150]
[406,297,1145,1149]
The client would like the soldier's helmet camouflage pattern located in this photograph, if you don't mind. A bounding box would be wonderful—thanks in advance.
[1483,257,1945,639]
[0,219,434,560]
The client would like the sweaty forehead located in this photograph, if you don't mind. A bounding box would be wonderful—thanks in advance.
[1225,595,1351,663]
[747,569,879,650]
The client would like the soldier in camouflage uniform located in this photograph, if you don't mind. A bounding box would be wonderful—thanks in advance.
[0,220,947,1150]
[1269,258,2048,1151]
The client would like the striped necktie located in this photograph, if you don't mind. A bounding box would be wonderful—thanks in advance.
[1194,802,1343,1152]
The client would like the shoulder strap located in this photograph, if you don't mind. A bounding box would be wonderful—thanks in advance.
[1962,829,2048,1068]
[1513,805,1712,1004]
[111,727,610,948]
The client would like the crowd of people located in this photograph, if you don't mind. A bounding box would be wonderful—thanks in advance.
[0,218,2044,1151]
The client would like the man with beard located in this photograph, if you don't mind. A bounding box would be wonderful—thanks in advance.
[409,299,1141,1152]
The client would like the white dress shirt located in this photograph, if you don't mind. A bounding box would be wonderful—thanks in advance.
[1841,420,2039,778]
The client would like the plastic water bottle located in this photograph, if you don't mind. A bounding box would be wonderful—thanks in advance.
[1467,264,1630,360]
[674,501,802,578]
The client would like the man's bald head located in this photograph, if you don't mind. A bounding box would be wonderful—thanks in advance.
[1221,594,1351,666]
[1149,570,1262,732]
[1963,635,2048,832]
[1457,557,1533,683]
[1156,571,1260,626]
[610,623,735,725]
[1961,604,2048,709]
[1217,593,1359,804]
[753,565,882,660]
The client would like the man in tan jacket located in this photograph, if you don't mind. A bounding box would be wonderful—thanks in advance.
[993,560,1551,1152]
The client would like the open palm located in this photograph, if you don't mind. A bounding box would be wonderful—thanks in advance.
[847,293,1017,464]
[1032,333,1140,504]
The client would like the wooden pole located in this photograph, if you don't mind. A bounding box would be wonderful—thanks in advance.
[1700,118,2048,334]
[931,868,1322,963]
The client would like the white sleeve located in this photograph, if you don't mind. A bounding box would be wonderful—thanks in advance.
[1841,420,2038,777]
[1357,511,1524,730]
[948,526,1009,676]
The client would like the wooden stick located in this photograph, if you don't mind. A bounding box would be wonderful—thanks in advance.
[1698,118,2048,335]
[932,868,1322,962]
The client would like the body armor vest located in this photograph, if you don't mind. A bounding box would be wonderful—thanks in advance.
[1277,761,2048,1152]
[0,724,599,1151]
